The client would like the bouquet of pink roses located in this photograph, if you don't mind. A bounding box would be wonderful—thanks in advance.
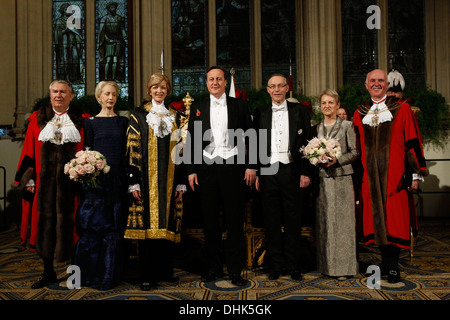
[300,137,342,166]
[64,148,110,189]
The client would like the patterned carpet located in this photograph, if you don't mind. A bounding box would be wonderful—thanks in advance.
[1,219,449,309]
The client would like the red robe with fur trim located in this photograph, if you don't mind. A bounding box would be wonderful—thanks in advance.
[14,105,88,260]
[15,111,41,252]
[353,97,428,249]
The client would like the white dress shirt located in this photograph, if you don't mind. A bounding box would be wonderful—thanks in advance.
[203,93,238,160]
[270,100,292,164]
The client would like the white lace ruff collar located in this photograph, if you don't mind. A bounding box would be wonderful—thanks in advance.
[38,109,81,145]
[362,95,393,127]
[146,100,175,138]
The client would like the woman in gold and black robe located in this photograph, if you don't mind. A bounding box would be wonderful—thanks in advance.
[125,73,185,290]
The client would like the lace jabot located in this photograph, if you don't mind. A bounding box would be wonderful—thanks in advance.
[38,109,81,145]
[145,101,175,138]
[362,95,393,127]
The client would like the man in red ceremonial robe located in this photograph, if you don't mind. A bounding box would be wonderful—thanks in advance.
[14,80,88,288]
[353,69,428,283]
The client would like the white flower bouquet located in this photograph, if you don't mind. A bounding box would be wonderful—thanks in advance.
[300,137,342,166]
[64,148,110,188]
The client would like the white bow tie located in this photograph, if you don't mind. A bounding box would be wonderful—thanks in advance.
[272,104,287,112]
[212,99,225,107]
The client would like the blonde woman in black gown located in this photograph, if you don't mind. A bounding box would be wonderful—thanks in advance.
[73,81,128,290]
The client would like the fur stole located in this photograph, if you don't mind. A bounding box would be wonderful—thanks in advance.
[36,103,85,262]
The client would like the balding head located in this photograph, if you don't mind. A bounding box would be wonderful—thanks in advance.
[365,69,389,100]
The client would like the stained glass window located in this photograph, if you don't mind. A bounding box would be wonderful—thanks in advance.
[261,0,296,88]
[341,0,378,86]
[171,0,207,97]
[95,0,129,98]
[216,0,251,90]
[52,1,86,97]
[388,0,425,91]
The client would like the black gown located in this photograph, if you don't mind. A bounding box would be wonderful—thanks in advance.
[73,116,128,290]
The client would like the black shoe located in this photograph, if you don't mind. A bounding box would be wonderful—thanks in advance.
[387,269,401,283]
[230,274,247,286]
[140,282,156,291]
[290,270,303,281]
[31,273,57,289]
[201,270,225,282]
[268,271,280,280]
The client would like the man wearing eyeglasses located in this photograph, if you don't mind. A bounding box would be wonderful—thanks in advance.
[253,74,312,281]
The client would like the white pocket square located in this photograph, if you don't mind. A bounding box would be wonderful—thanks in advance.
[297,129,303,135]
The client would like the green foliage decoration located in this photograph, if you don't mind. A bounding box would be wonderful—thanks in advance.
[408,87,449,149]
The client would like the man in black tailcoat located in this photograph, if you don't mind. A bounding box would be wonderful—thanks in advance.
[253,74,312,281]
[186,66,256,286]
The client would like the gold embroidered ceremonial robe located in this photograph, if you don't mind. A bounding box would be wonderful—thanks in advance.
[124,101,183,242]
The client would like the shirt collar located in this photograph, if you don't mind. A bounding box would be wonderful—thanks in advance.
[152,99,165,108]
[210,93,226,104]
[53,107,69,116]
[371,95,387,105]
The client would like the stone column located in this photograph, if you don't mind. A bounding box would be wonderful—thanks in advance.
[207,0,217,67]
[137,0,172,102]
[426,0,450,102]
[377,0,389,72]
[13,0,53,136]
[85,0,96,95]
[251,0,262,89]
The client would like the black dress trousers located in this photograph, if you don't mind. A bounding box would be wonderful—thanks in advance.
[260,162,303,273]
[198,156,246,275]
